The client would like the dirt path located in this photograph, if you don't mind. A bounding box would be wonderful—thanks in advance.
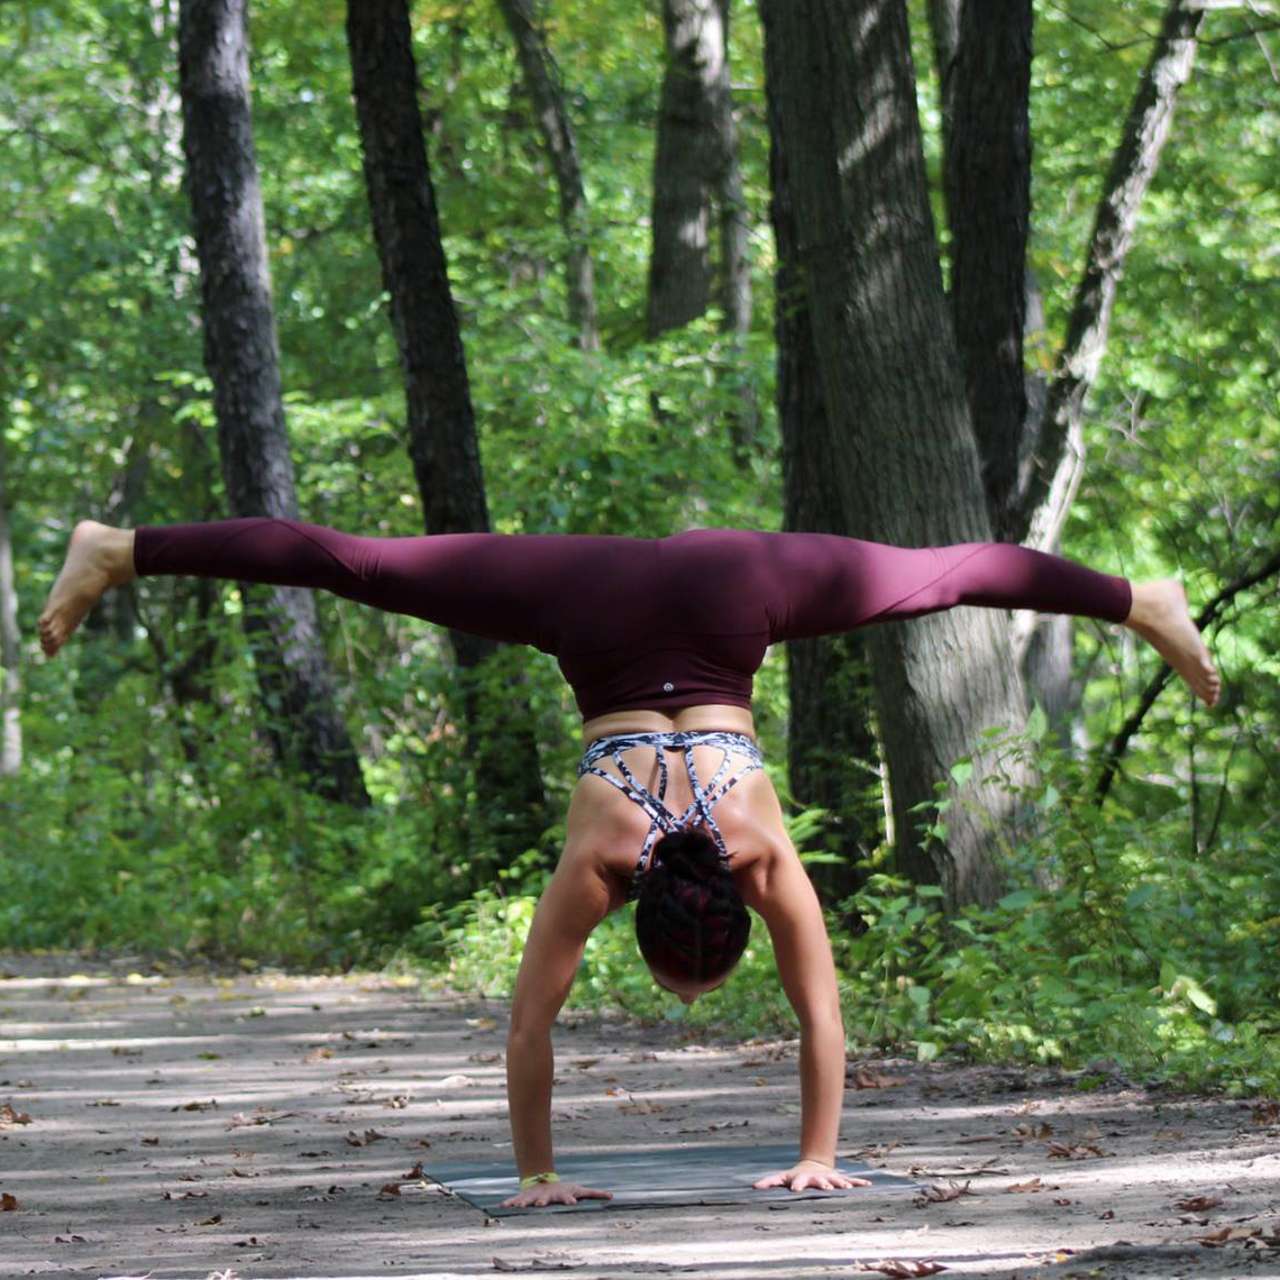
[2,953,1278,1280]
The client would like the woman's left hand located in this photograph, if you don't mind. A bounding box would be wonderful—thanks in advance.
[753,1159,873,1192]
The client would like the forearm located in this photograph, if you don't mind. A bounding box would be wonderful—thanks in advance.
[796,1012,846,1164]
[506,1027,557,1177]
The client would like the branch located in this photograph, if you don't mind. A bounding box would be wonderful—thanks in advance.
[1093,544,1280,803]
[1008,0,1205,545]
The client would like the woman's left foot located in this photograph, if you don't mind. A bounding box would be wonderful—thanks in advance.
[37,521,136,658]
[1125,579,1221,707]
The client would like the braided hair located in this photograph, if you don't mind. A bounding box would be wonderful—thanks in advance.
[634,828,751,984]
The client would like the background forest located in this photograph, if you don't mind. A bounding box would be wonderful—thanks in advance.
[2,0,1277,1092]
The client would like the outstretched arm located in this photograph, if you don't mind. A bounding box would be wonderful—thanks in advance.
[749,849,870,1192]
[501,843,615,1208]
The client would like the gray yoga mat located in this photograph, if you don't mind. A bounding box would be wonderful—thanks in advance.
[425,1143,917,1215]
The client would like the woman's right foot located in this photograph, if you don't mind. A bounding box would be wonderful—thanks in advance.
[37,521,136,658]
[1124,579,1221,707]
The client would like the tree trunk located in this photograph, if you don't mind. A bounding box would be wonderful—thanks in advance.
[766,26,881,907]
[0,429,21,777]
[1009,0,1205,548]
[714,0,758,459]
[176,0,369,809]
[942,0,1033,532]
[646,0,724,338]
[495,0,600,352]
[346,0,548,863]
[760,0,1032,909]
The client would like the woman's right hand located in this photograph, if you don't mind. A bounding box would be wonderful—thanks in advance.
[499,1180,613,1209]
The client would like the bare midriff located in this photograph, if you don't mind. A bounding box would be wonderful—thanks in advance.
[580,702,756,745]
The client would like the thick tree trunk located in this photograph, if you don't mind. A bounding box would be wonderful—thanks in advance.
[760,0,1032,909]
[177,0,369,808]
[942,0,1033,532]
[1010,0,1205,547]
[495,0,599,352]
[646,0,724,338]
[0,430,20,777]
[346,0,547,862]
[766,28,881,906]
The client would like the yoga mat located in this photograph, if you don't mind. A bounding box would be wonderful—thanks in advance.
[425,1143,918,1215]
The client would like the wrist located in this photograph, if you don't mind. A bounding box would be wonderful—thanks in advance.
[519,1171,560,1190]
[797,1155,835,1169]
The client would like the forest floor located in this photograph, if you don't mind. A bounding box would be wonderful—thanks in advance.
[2,954,1278,1280]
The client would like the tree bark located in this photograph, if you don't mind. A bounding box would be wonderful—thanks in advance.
[766,23,881,906]
[346,0,548,862]
[495,0,599,352]
[0,428,21,777]
[760,0,1032,909]
[714,0,758,459]
[942,0,1033,532]
[177,0,369,808]
[646,0,724,338]
[1010,0,1205,548]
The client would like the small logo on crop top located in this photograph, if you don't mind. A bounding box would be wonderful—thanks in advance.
[662,682,675,693]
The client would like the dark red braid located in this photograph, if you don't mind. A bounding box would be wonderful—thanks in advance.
[634,829,751,983]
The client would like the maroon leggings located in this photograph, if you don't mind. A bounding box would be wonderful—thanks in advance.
[133,520,1131,718]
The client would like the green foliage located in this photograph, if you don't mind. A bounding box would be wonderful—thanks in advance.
[835,743,1280,1093]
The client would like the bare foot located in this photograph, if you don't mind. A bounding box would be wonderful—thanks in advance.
[1125,579,1221,708]
[37,521,136,658]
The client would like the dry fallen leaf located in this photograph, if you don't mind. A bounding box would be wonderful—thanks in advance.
[345,1128,387,1147]
[1198,1226,1262,1247]
[0,1103,31,1126]
[618,1098,664,1115]
[377,1183,403,1199]
[194,1214,223,1226]
[469,1051,502,1064]
[467,1017,498,1032]
[1099,1209,1115,1220]
[1052,1197,1073,1206]
[1,1192,18,1211]
[304,1048,334,1063]
[1007,1177,1043,1194]
[856,1261,948,1277]
[1012,1122,1053,1141]
[1174,1194,1223,1212]
[572,1058,600,1070]
[1251,1101,1279,1125]
[172,1099,218,1112]
[850,1067,903,1090]
[914,1181,974,1206]
[1046,1140,1106,1160]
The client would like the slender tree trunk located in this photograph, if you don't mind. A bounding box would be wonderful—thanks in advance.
[0,429,21,777]
[177,0,369,809]
[346,0,548,863]
[714,0,758,459]
[495,0,599,352]
[761,0,1032,909]
[766,28,880,906]
[646,0,724,338]
[1010,0,1205,548]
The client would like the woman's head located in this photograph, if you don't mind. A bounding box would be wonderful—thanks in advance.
[634,828,751,996]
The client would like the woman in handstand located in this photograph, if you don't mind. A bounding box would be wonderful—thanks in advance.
[38,519,1219,1207]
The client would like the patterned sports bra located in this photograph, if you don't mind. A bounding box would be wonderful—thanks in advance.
[576,730,765,898]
